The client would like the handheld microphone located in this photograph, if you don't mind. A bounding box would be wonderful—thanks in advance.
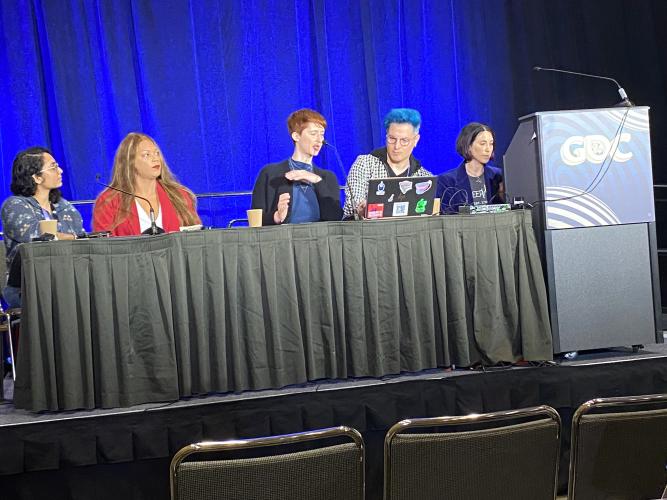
[95,174,160,235]
[324,139,359,220]
[533,66,633,107]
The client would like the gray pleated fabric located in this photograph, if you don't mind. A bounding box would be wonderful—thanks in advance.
[15,211,552,411]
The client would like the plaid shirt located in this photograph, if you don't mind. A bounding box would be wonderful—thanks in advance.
[343,148,432,218]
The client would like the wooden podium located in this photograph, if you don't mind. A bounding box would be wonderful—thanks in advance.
[504,106,662,353]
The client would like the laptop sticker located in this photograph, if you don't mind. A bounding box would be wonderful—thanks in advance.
[415,180,432,195]
[398,181,413,194]
[392,202,409,216]
[376,181,386,196]
[367,203,384,219]
[415,198,427,214]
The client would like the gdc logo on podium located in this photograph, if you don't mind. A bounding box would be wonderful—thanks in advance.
[560,133,633,165]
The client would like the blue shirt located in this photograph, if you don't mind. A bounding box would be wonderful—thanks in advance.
[288,159,321,224]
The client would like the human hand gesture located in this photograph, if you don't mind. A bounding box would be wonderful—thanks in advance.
[356,199,367,219]
[274,193,290,224]
[285,169,322,184]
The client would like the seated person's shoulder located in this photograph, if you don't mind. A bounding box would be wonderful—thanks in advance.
[314,166,336,178]
[2,196,31,216]
[2,195,28,208]
[487,164,503,176]
[260,160,289,174]
[54,197,75,209]
[352,152,379,167]
[437,168,458,182]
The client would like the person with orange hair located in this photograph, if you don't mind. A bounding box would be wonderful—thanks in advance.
[251,108,342,225]
[92,133,201,236]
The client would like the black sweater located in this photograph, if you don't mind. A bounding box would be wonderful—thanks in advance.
[251,159,342,226]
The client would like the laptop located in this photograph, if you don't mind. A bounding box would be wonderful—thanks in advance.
[365,176,437,219]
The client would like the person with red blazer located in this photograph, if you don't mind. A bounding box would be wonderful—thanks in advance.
[93,133,200,236]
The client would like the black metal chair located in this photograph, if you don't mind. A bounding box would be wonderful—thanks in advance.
[0,238,20,391]
[0,305,20,382]
[568,393,667,500]
[170,426,364,500]
[384,405,561,500]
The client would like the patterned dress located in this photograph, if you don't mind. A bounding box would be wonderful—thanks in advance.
[1,195,83,305]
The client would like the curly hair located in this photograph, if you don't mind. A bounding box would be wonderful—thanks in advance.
[10,146,62,203]
[383,108,422,133]
[456,122,495,162]
[95,133,200,230]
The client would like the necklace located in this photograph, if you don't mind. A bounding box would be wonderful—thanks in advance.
[288,158,312,194]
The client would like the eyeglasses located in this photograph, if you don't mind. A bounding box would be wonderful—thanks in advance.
[39,162,60,174]
[140,151,161,161]
[386,135,414,147]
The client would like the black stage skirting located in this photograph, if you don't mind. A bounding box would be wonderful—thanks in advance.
[2,352,666,500]
[16,211,552,412]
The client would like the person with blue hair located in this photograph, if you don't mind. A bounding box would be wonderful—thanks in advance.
[436,122,504,213]
[343,108,432,219]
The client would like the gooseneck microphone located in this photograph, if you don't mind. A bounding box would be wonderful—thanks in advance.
[95,174,159,235]
[533,66,633,107]
[323,139,360,220]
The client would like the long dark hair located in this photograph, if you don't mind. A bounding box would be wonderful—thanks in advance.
[10,146,62,204]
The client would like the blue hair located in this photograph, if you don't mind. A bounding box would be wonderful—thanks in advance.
[383,108,421,133]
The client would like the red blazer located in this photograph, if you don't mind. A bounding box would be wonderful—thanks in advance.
[93,182,197,236]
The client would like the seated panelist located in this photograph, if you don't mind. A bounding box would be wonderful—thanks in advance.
[1,147,83,308]
[251,108,342,225]
[93,133,200,236]
[343,108,432,219]
[436,122,504,213]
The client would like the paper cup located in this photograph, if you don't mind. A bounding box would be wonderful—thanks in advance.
[247,209,263,227]
[39,219,58,235]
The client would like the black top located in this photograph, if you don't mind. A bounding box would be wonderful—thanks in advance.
[370,147,423,177]
[251,159,343,225]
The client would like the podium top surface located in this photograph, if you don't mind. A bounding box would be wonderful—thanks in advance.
[519,105,649,121]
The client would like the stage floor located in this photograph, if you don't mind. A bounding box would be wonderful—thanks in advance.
[3,340,666,426]
[2,339,666,500]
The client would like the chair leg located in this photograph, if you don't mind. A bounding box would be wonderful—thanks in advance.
[5,314,15,381]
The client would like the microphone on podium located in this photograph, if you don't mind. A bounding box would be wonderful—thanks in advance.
[533,66,633,107]
[95,174,161,235]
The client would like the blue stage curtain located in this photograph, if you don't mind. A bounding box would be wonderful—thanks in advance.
[1,0,666,228]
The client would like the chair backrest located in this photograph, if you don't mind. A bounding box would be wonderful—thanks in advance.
[170,426,364,500]
[0,235,5,282]
[0,235,6,305]
[384,405,561,500]
[569,393,667,500]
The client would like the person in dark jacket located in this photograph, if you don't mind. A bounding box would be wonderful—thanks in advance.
[251,108,342,225]
[436,122,504,213]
